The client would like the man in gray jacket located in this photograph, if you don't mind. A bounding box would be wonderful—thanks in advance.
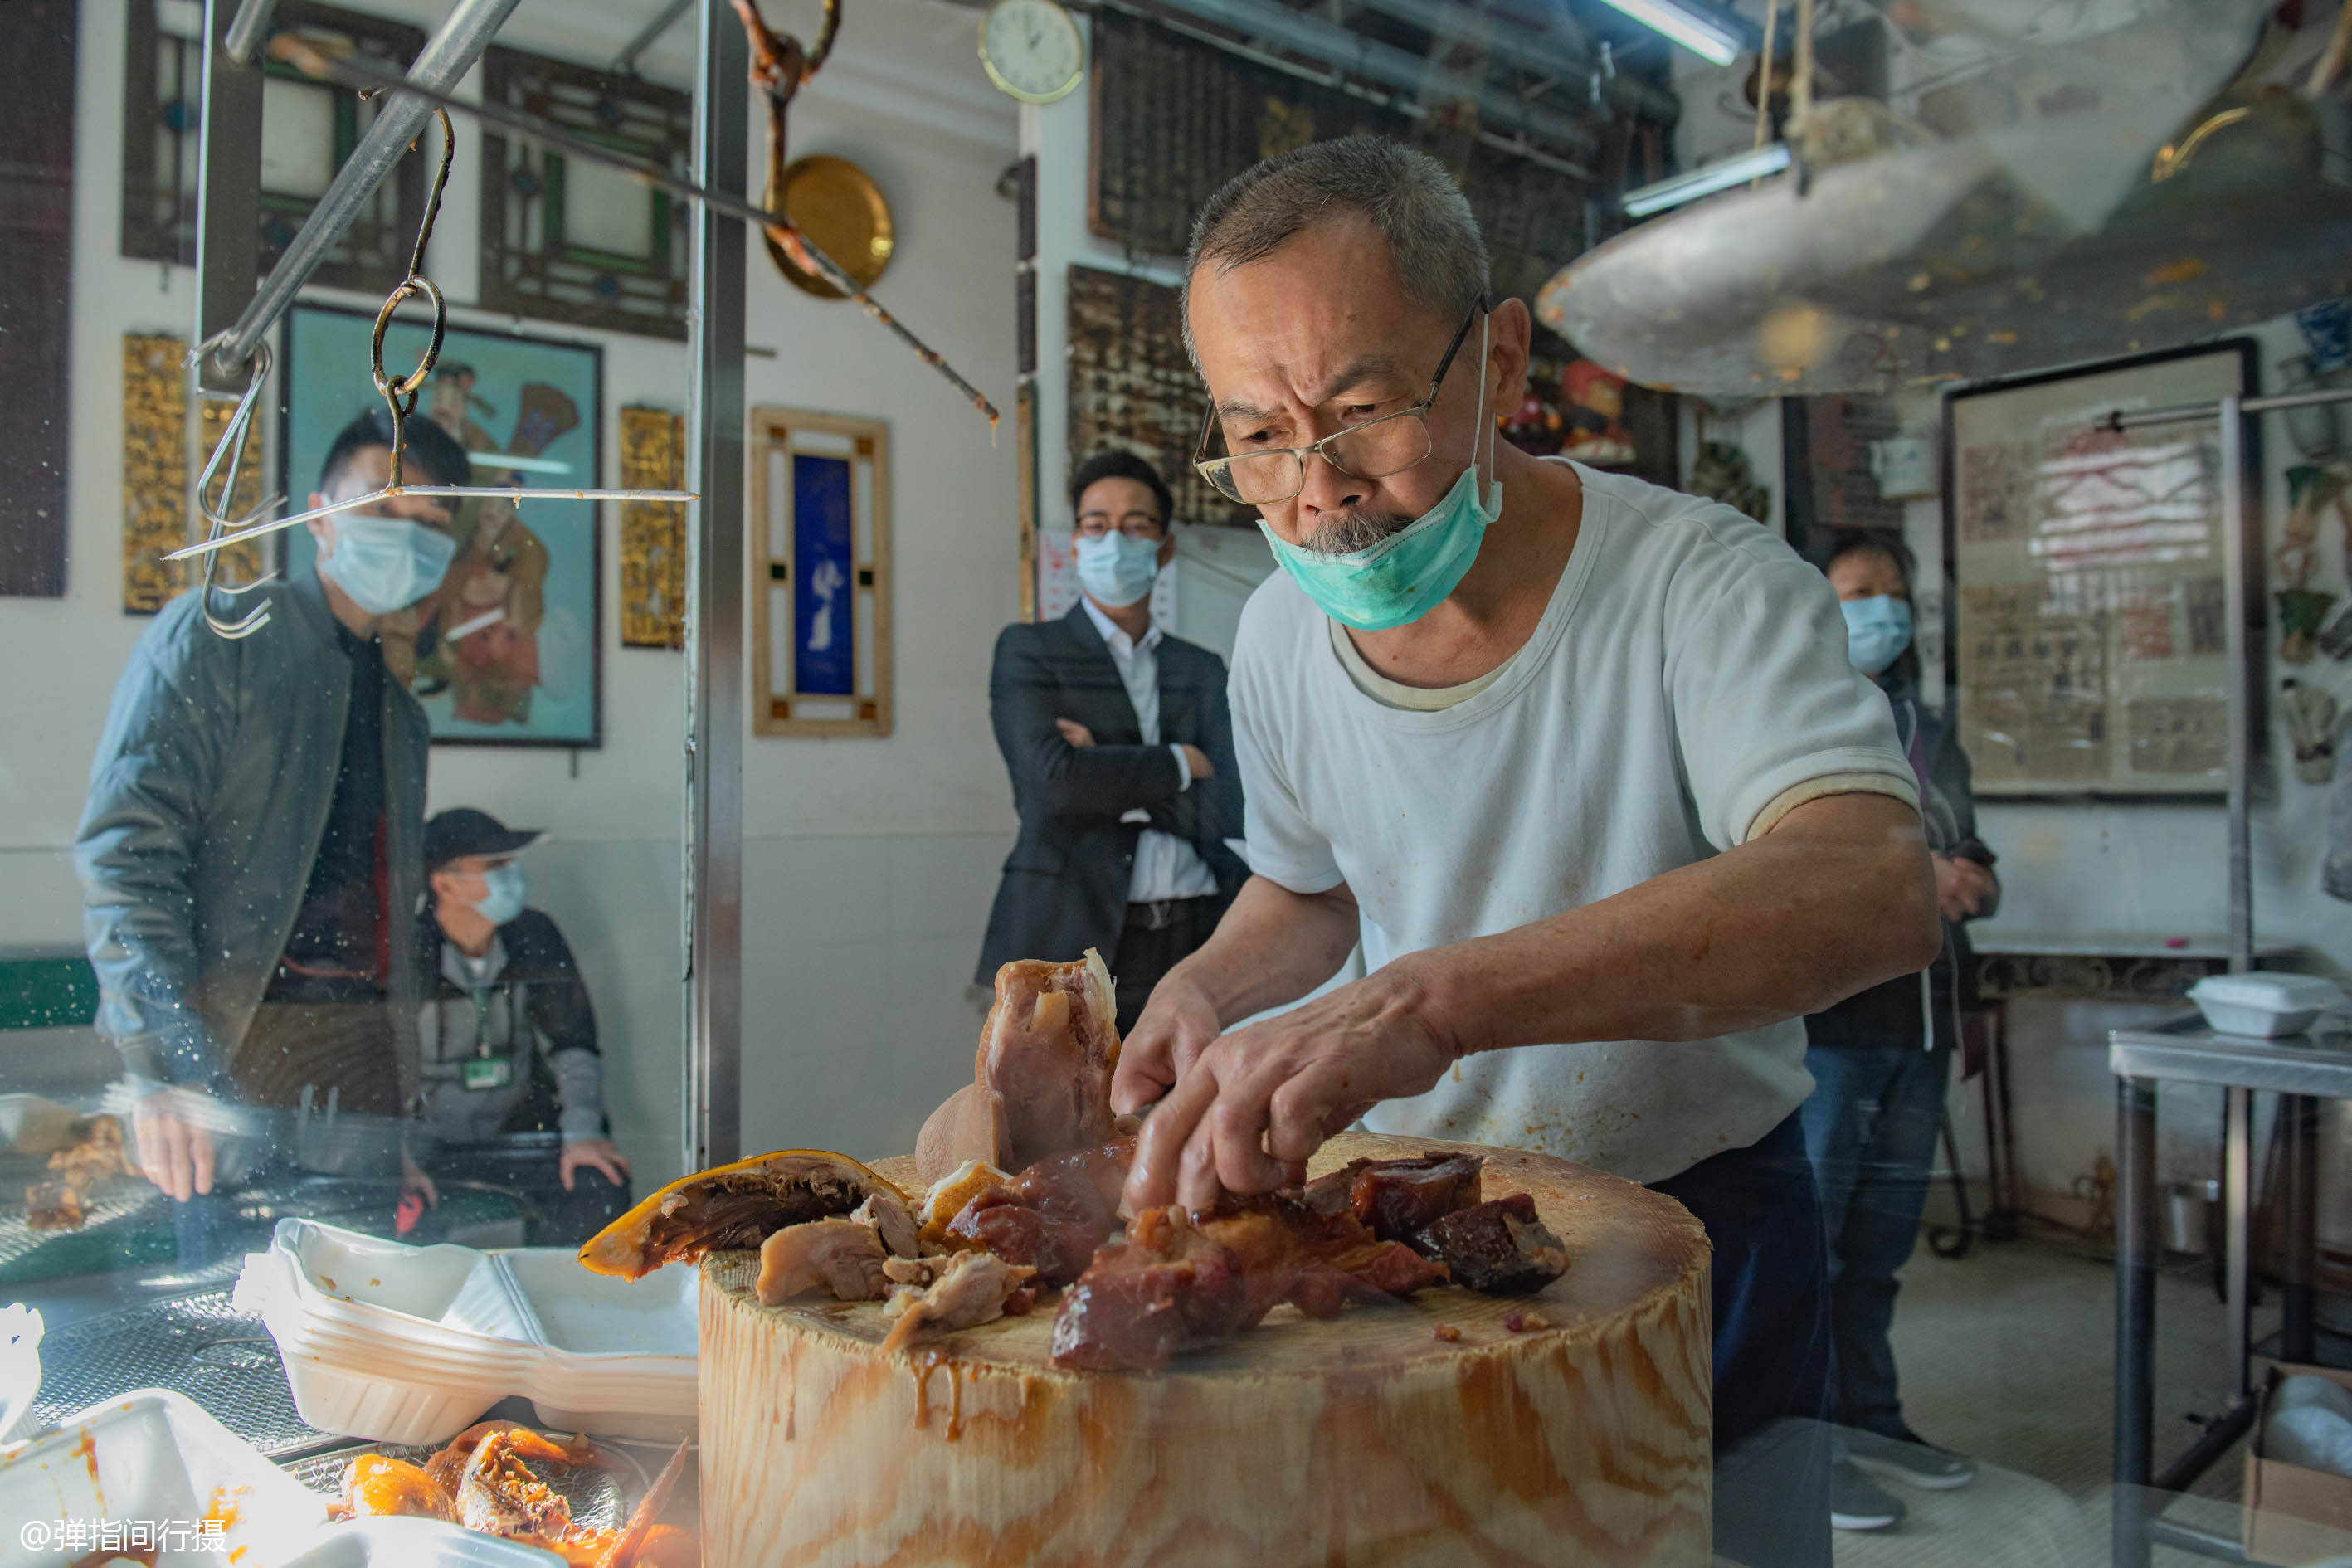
[77,408,471,1230]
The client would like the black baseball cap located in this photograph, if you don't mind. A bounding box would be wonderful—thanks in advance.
[425,808,543,873]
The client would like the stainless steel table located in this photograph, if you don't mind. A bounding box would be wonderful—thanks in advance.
[2110,1015,2352,1567]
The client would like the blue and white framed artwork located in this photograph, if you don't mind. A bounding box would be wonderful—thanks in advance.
[751,407,892,737]
[280,302,603,747]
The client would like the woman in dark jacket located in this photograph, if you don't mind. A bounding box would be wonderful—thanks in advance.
[1804,531,2000,1531]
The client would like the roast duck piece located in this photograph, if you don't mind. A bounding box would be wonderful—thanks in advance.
[577,952,1569,1362]
[337,1421,692,1567]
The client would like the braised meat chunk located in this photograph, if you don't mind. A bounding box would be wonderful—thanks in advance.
[1413,1193,1569,1294]
[915,951,1122,1185]
[1051,1193,1447,1371]
[1302,1152,1484,1240]
[1049,1207,1254,1372]
[943,1141,1128,1286]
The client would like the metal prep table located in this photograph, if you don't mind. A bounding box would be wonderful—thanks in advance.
[2110,1015,2350,1566]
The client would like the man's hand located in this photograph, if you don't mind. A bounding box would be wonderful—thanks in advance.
[400,1149,441,1209]
[131,1088,216,1203]
[1122,963,1458,1214]
[1056,718,1096,747]
[1932,853,1996,922]
[1179,743,1215,780]
[560,1138,633,1191]
[1111,972,1225,1117]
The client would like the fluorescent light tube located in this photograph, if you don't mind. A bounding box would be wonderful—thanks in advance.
[1620,144,1791,217]
[1594,0,1742,67]
[467,451,571,474]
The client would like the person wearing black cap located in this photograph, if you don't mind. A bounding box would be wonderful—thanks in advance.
[411,807,631,1244]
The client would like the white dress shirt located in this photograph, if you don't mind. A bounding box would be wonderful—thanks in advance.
[1082,598,1222,903]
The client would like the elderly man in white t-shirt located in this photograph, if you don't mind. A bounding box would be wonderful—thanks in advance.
[1111,136,1941,1567]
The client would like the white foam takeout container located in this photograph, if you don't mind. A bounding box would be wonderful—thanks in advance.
[0,1303,42,1442]
[279,1517,565,1568]
[0,1389,325,1568]
[2188,973,2351,1038]
[235,1220,694,1445]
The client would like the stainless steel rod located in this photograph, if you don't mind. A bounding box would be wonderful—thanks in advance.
[272,37,995,419]
[211,0,526,375]
[2220,393,2253,977]
[612,0,696,73]
[222,0,278,63]
[2110,382,2352,430]
[684,0,748,1178]
[2225,1085,2251,1403]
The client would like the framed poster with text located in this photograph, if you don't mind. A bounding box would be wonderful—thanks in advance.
[1945,341,2256,798]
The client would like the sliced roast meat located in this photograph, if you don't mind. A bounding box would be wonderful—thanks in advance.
[1300,1152,1483,1241]
[1050,1192,1447,1371]
[756,1216,893,1304]
[1412,1193,1568,1294]
[879,1249,1037,1353]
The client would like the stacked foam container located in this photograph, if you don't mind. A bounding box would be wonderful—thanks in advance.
[233,1219,694,1446]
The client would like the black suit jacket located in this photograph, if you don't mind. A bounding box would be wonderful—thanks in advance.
[976,606,1248,982]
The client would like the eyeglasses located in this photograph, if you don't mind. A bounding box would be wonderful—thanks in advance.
[1191,294,1493,507]
[1074,509,1165,540]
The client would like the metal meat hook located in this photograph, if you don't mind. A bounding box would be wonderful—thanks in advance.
[173,107,695,594]
[188,340,284,640]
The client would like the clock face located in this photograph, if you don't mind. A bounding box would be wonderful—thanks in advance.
[980,0,1083,105]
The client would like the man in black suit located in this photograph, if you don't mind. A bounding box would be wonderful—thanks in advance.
[978,450,1248,1030]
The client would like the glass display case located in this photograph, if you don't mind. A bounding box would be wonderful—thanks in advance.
[6,0,2352,1564]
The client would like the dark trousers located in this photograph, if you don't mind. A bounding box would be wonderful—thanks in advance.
[1108,894,1225,1034]
[1800,1042,1950,1440]
[175,998,403,1270]
[231,996,401,1115]
[1652,1110,1834,1568]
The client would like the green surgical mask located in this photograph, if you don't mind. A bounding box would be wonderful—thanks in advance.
[1257,319,1502,632]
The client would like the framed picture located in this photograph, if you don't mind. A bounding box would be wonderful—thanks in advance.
[280,302,604,747]
[1944,340,2257,799]
[749,407,892,736]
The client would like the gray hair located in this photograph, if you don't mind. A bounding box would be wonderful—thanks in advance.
[1181,136,1491,366]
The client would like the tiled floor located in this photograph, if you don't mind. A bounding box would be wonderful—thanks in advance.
[1825,1230,2352,1568]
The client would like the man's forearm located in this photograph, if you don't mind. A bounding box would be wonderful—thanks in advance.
[1169,874,1361,1026]
[1403,793,1940,1059]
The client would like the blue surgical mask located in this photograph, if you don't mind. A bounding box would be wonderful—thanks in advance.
[1075,531,1162,608]
[319,513,457,616]
[1842,595,1913,675]
[472,864,526,928]
[1258,316,1502,632]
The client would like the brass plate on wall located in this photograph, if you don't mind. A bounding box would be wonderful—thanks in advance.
[762,156,894,299]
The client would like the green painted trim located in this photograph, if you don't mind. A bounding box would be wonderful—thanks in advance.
[0,957,99,1030]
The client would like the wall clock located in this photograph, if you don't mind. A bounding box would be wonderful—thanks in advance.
[979,0,1083,105]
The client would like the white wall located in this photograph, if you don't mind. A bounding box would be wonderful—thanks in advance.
[0,0,1020,1188]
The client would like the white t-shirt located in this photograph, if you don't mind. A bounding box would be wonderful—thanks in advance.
[1230,462,1920,1183]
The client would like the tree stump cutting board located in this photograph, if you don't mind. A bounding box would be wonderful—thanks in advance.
[699,1132,1712,1568]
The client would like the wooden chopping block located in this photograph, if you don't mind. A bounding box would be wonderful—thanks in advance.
[699,1132,1712,1568]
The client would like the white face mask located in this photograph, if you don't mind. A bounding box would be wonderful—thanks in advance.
[1075,532,1162,607]
[319,513,457,615]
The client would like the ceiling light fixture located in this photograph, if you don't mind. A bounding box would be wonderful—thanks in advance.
[1620,144,1790,217]
[1593,0,1743,67]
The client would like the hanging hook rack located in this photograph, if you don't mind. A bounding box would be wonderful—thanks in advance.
[170,107,695,587]
[187,339,284,639]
